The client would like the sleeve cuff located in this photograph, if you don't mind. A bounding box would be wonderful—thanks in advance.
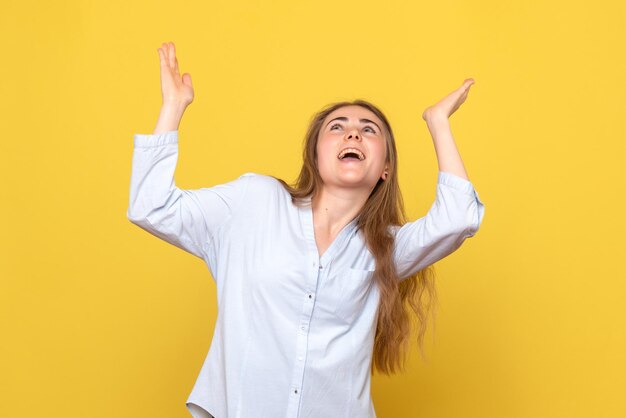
[437,171,477,194]
[133,130,178,148]
[438,170,485,208]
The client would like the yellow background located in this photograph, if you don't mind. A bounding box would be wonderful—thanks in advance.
[1,0,624,417]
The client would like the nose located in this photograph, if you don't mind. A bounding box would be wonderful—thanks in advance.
[345,129,361,141]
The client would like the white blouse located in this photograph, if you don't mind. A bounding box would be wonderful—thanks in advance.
[127,130,485,418]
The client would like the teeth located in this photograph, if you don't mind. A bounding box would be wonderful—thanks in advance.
[338,148,365,160]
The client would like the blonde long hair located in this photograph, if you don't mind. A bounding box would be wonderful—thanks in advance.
[271,99,438,375]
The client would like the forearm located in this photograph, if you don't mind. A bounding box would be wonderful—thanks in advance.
[425,113,469,181]
[154,101,187,134]
[126,130,209,259]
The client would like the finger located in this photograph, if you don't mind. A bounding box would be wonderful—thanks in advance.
[456,81,472,96]
[158,48,167,68]
[172,43,181,75]
[460,89,471,103]
[162,42,169,63]
[168,42,175,68]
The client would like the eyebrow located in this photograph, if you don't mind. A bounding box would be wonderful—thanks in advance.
[326,117,381,132]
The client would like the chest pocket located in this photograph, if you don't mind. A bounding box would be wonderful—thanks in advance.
[321,267,375,326]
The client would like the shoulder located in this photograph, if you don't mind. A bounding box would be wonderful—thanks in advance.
[236,172,287,196]
[236,171,280,187]
[387,224,401,236]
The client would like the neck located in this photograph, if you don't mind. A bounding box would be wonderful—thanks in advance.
[311,184,368,235]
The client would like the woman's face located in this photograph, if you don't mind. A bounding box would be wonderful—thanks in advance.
[316,105,388,193]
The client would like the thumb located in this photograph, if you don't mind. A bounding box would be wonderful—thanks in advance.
[182,73,193,87]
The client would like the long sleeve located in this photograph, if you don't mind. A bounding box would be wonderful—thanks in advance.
[126,130,253,260]
[392,170,486,280]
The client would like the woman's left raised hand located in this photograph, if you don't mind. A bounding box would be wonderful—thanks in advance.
[422,78,475,121]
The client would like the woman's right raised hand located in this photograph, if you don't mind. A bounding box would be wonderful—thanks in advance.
[157,42,194,108]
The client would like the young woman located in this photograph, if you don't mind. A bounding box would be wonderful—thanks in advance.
[127,42,485,418]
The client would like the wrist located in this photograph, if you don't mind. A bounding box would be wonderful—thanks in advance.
[154,103,186,134]
[161,100,187,114]
[425,112,449,131]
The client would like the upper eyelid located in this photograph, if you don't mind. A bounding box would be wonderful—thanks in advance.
[330,122,376,132]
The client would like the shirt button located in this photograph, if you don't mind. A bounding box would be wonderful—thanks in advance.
[301,326,306,331]
[308,294,312,299]
[298,356,303,361]
[294,389,298,394]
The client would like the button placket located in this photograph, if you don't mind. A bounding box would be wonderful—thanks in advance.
[286,258,322,416]
[287,200,360,416]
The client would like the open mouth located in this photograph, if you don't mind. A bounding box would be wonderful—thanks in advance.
[339,152,362,161]
[337,148,366,162]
